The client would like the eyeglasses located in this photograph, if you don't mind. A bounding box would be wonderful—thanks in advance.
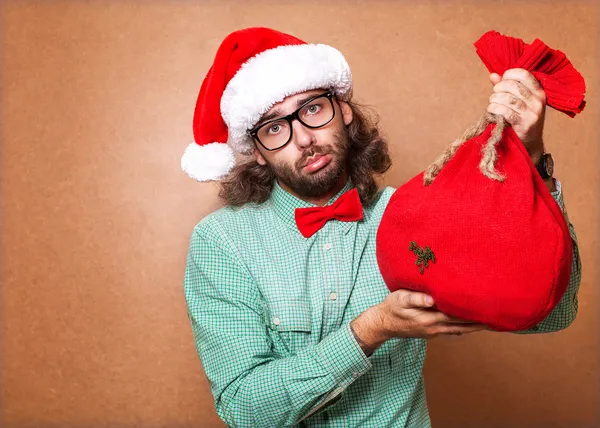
[247,91,336,151]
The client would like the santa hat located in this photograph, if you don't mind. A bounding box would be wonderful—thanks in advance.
[181,27,353,181]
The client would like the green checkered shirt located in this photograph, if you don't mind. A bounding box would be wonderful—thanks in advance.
[183,178,581,427]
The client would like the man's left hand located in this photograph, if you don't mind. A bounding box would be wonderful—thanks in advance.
[487,68,547,165]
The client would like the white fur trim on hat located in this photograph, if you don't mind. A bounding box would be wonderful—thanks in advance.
[220,43,352,154]
[181,142,236,182]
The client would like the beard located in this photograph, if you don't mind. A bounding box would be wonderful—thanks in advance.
[266,129,349,199]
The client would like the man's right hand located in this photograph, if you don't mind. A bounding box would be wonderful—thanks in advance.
[350,289,487,356]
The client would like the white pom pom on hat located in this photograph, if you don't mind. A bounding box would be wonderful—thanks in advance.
[181,27,353,182]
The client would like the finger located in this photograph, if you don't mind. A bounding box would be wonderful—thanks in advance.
[410,309,470,326]
[394,289,435,309]
[487,102,521,126]
[489,92,528,113]
[502,68,545,98]
[446,315,480,324]
[431,323,487,335]
[493,79,535,106]
[489,72,502,85]
[423,311,458,324]
[492,83,545,115]
[423,310,481,325]
[409,309,449,326]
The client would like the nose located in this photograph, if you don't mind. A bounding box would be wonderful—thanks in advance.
[291,119,316,150]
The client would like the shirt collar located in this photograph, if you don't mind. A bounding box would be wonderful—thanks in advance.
[269,178,357,236]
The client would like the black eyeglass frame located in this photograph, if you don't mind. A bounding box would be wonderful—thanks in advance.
[247,91,336,152]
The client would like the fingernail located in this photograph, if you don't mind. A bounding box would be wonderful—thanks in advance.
[426,296,434,305]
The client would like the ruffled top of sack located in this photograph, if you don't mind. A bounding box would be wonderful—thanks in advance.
[474,30,586,117]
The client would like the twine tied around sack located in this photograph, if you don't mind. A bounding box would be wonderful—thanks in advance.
[423,112,508,186]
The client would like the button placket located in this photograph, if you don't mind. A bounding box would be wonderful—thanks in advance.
[321,225,334,333]
[320,222,345,343]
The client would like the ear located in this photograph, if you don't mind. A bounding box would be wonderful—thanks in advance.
[254,147,267,166]
[338,100,353,126]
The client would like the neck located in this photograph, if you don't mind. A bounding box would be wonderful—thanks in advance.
[278,171,349,206]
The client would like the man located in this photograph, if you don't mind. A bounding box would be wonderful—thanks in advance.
[182,27,581,427]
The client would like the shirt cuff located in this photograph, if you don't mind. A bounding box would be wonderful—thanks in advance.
[550,178,565,212]
[317,323,373,386]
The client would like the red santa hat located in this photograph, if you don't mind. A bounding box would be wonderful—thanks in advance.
[181,27,353,181]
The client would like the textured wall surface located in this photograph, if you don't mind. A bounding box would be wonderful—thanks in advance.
[1,1,597,427]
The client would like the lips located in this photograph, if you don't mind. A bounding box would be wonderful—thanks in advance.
[302,154,332,173]
[304,154,323,168]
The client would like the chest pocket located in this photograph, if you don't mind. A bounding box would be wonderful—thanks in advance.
[266,301,312,357]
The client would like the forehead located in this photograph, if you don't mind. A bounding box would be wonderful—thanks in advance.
[267,88,328,113]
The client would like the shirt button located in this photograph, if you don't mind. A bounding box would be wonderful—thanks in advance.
[352,371,360,378]
[273,317,280,326]
[329,292,338,301]
[323,243,332,251]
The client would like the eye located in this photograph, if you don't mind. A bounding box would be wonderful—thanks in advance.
[267,122,287,135]
[306,104,321,115]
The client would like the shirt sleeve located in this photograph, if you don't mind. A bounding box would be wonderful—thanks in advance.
[183,219,372,427]
[514,179,582,334]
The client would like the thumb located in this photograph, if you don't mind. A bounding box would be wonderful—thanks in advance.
[396,289,435,308]
[489,73,502,85]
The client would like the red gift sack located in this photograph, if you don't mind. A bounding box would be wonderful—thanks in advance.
[376,31,585,331]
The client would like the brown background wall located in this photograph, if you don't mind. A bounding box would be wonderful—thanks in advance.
[1,1,597,427]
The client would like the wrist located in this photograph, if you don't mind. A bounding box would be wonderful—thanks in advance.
[350,306,389,357]
[526,137,545,166]
[528,148,544,166]
[544,177,557,192]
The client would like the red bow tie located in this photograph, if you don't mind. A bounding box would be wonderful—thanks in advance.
[294,188,364,238]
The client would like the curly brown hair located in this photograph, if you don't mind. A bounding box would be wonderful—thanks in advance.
[219,99,392,207]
